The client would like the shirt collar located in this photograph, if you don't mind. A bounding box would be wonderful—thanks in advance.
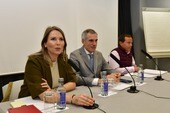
[84,47,94,55]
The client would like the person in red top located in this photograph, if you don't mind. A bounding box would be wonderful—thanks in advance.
[108,34,139,75]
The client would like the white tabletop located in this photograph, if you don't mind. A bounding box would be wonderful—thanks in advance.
[1,73,170,113]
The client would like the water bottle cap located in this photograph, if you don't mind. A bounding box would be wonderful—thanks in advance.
[58,78,64,82]
[102,71,107,75]
[139,64,143,67]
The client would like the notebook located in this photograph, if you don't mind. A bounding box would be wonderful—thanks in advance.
[8,105,42,113]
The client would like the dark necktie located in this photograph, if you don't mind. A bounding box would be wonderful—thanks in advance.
[88,54,94,71]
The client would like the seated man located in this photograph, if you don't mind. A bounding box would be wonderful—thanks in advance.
[108,34,139,75]
[70,29,120,86]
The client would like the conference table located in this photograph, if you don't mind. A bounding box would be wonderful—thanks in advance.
[1,73,170,113]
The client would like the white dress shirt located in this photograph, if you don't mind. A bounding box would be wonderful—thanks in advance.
[108,50,136,74]
[84,48,99,85]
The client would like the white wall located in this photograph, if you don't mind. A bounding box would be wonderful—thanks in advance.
[0,0,118,75]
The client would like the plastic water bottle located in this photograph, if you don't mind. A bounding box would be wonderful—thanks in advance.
[56,78,66,109]
[101,71,108,96]
[138,64,144,83]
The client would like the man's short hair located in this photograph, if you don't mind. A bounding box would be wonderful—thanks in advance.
[118,34,132,43]
[81,29,98,40]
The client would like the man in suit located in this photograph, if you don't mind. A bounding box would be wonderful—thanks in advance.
[70,29,120,86]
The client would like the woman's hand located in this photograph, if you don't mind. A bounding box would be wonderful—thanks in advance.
[43,91,58,103]
[41,78,51,91]
[71,94,95,106]
[39,90,58,103]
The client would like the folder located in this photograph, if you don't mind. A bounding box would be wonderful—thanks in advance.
[8,105,42,113]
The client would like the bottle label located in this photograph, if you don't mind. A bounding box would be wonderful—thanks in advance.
[141,72,144,81]
[104,82,108,93]
[138,71,144,83]
[59,92,66,108]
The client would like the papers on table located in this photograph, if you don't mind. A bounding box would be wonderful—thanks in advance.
[16,97,44,111]
[144,69,168,75]
[98,91,117,97]
[124,72,138,77]
[11,97,69,113]
[124,69,168,78]
[144,69,167,78]
[10,100,26,108]
[113,83,132,91]
[136,82,146,86]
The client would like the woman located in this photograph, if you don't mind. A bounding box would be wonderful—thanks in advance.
[18,26,94,106]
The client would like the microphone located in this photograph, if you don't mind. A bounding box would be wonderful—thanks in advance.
[68,59,80,72]
[110,53,139,93]
[68,59,99,109]
[141,49,153,59]
[141,49,164,81]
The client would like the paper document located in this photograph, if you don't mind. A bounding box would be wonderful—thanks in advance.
[143,73,158,78]
[113,83,132,91]
[136,82,146,86]
[124,72,137,77]
[13,97,69,112]
[144,69,168,75]
[98,91,117,97]
[124,69,168,78]
[10,100,26,108]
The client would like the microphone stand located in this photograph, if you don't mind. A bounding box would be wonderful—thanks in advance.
[125,67,139,93]
[151,59,164,81]
[141,49,164,81]
[80,76,99,109]
[109,54,139,93]
[68,59,99,109]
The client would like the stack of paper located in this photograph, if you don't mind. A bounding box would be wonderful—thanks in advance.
[98,91,117,97]
[12,97,69,113]
[124,72,137,77]
[144,69,168,75]
[113,83,132,91]
[143,69,168,78]
[124,69,168,78]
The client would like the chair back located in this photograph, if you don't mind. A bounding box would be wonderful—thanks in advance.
[2,80,23,102]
